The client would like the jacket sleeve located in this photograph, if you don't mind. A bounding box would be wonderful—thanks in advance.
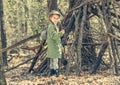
[48,24,62,40]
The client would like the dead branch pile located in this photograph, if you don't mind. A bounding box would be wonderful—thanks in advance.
[36,0,120,76]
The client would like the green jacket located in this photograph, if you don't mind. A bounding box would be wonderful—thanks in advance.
[47,22,63,58]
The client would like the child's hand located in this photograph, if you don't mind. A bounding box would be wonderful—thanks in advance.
[56,28,59,33]
[61,29,65,34]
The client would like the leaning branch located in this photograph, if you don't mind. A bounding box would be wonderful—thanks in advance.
[110,11,120,19]
[69,0,100,12]
[112,23,120,30]
[5,57,34,72]
[0,33,41,53]
[91,42,108,74]
[108,33,120,41]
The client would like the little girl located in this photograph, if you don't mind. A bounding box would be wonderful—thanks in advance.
[47,10,64,77]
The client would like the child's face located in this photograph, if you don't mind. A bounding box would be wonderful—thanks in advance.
[49,14,60,25]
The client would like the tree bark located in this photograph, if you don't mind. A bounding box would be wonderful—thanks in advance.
[47,0,58,12]
[1,26,7,66]
[0,0,7,84]
[0,0,7,66]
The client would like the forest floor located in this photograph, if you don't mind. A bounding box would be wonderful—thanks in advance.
[5,54,120,85]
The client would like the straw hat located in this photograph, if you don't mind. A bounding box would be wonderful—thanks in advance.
[49,10,61,17]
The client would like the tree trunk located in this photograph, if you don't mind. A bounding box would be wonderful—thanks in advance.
[1,0,7,66]
[1,20,7,66]
[0,0,7,84]
[47,0,58,12]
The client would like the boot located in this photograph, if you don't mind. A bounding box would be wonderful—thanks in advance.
[62,59,68,66]
[50,69,56,76]
[55,69,59,77]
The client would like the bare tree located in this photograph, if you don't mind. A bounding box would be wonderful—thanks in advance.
[0,0,7,84]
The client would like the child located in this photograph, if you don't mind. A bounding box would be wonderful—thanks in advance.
[47,10,64,77]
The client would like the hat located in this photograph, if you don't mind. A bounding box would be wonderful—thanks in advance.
[49,10,61,17]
